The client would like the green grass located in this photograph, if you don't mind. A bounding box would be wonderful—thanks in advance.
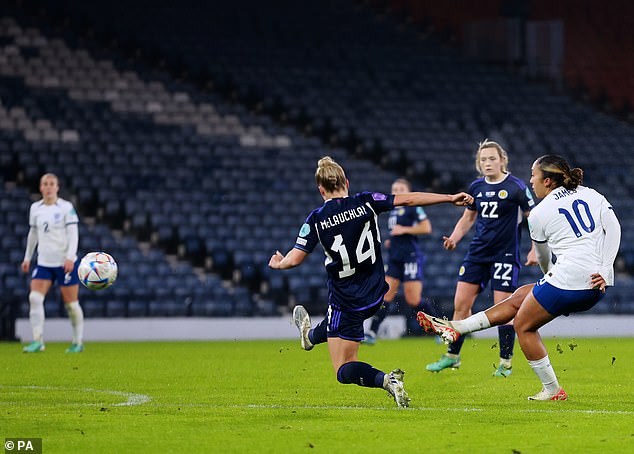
[1,337,633,453]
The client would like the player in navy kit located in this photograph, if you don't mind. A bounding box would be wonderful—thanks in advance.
[426,140,536,376]
[364,178,431,345]
[269,157,472,407]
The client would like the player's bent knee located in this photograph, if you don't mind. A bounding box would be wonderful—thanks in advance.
[513,315,536,334]
[29,291,45,308]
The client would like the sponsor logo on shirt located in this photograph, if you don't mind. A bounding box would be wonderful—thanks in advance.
[476,192,483,198]
[296,237,307,246]
[485,191,496,198]
[371,193,387,201]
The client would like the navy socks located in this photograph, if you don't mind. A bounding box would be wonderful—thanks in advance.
[308,318,328,345]
[498,325,515,360]
[447,331,466,355]
[337,361,385,388]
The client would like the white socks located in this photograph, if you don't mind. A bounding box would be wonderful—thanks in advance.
[28,291,45,342]
[28,293,84,346]
[65,301,84,345]
[527,355,560,394]
[451,312,491,334]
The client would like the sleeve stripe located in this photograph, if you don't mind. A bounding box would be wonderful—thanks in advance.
[293,245,310,253]
[531,237,548,244]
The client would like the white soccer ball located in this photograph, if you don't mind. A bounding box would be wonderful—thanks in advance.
[78,252,118,290]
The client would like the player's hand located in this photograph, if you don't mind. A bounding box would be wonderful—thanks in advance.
[525,248,538,266]
[21,260,30,274]
[268,251,285,269]
[442,236,456,250]
[391,225,407,236]
[450,192,473,206]
[590,273,607,293]
[63,259,75,273]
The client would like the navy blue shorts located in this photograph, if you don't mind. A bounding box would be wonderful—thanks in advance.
[532,280,604,316]
[385,254,424,282]
[457,260,519,293]
[327,301,382,341]
[32,261,80,287]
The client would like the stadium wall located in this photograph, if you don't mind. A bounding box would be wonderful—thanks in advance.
[14,315,634,342]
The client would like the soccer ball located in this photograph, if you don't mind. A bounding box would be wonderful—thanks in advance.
[77,252,118,290]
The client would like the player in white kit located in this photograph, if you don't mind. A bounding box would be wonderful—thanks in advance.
[417,155,621,401]
[21,173,84,353]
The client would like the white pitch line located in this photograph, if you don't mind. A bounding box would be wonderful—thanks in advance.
[132,402,634,416]
[229,404,634,415]
[0,385,151,407]
[2,388,632,415]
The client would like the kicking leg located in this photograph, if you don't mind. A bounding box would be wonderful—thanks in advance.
[418,284,535,341]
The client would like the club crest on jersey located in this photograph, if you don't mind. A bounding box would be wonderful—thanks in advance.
[298,223,310,237]
[498,190,508,199]
[485,191,496,198]
[459,265,466,276]
[398,208,405,215]
[54,213,62,221]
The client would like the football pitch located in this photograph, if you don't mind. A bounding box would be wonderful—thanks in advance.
[1,337,633,453]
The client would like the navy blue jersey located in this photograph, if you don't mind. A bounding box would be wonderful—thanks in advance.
[387,206,428,261]
[465,174,534,263]
[294,192,395,311]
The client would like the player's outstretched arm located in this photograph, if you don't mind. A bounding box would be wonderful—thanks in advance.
[394,192,472,207]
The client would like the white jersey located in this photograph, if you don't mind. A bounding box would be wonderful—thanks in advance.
[26,198,79,267]
[528,186,618,290]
